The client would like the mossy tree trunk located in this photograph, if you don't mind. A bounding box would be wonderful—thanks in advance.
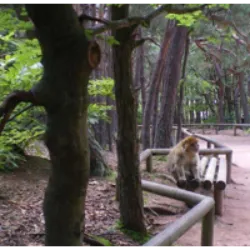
[26,5,100,245]
[111,5,146,233]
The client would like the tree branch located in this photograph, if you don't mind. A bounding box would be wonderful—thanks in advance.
[78,13,110,25]
[208,14,248,41]
[91,4,208,35]
[133,37,160,49]
[0,90,39,135]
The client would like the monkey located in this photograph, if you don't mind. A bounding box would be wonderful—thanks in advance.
[166,136,201,189]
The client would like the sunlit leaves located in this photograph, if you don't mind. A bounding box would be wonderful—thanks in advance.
[89,77,115,100]
[88,78,115,125]
[167,11,203,27]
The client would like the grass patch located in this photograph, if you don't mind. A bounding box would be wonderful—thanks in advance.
[105,169,117,182]
[91,235,113,246]
[115,220,151,245]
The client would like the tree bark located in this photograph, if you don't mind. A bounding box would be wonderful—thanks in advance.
[111,5,146,233]
[239,72,250,123]
[176,35,189,142]
[26,5,100,245]
[88,129,109,177]
[217,80,225,123]
[154,26,188,148]
[142,21,174,150]
[234,86,241,123]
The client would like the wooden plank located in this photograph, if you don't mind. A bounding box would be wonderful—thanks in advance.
[203,157,217,190]
[215,158,227,190]
[200,157,209,178]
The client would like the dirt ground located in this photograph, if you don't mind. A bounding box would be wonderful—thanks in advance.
[0,129,250,246]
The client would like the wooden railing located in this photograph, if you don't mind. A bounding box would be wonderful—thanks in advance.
[139,126,233,246]
[181,123,250,136]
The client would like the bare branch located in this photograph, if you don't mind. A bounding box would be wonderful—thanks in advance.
[133,37,160,49]
[208,14,248,42]
[0,90,38,135]
[91,4,208,35]
[78,13,110,25]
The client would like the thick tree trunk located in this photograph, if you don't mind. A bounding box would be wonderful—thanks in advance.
[26,5,99,245]
[111,5,146,233]
[176,35,189,142]
[154,26,188,148]
[142,21,174,150]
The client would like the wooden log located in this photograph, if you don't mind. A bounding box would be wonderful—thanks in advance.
[139,149,151,162]
[233,125,237,136]
[200,157,209,177]
[146,154,153,172]
[226,152,232,184]
[203,157,217,190]
[215,158,227,190]
[214,188,224,216]
[150,148,230,156]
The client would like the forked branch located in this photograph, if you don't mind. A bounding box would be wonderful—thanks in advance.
[91,4,208,35]
[0,90,39,135]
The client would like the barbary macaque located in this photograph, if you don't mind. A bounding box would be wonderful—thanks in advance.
[166,136,201,189]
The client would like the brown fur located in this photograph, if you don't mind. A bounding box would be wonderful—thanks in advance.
[166,136,200,184]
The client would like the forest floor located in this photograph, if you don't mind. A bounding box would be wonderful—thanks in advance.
[0,129,250,246]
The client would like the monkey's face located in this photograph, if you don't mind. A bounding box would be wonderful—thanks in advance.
[183,137,199,153]
[189,141,199,153]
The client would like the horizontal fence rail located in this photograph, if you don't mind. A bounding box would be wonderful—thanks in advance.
[141,180,214,246]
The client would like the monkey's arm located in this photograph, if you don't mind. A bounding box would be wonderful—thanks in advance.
[173,153,187,181]
[190,153,201,180]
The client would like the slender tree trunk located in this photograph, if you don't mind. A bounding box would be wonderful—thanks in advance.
[111,5,146,233]
[239,72,250,123]
[234,86,241,123]
[225,86,233,116]
[154,26,188,148]
[217,80,225,123]
[190,100,195,123]
[26,5,100,245]
[142,21,174,150]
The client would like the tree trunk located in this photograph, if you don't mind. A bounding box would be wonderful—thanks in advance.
[225,85,233,116]
[88,129,110,177]
[234,86,241,123]
[154,26,188,148]
[134,27,146,123]
[26,5,100,245]
[217,80,225,123]
[111,5,146,233]
[142,21,174,150]
[239,72,250,123]
[190,100,195,123]
[177,35,189,142]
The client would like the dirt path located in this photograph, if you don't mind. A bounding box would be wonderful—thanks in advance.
[0,131,249,246]
[176,132,250,246]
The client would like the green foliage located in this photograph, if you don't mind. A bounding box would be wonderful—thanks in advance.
[166,4,229,28]
[115,220,151,244]
[167,11,203,27]
[88,77,115,125]
[0,7,33,33]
